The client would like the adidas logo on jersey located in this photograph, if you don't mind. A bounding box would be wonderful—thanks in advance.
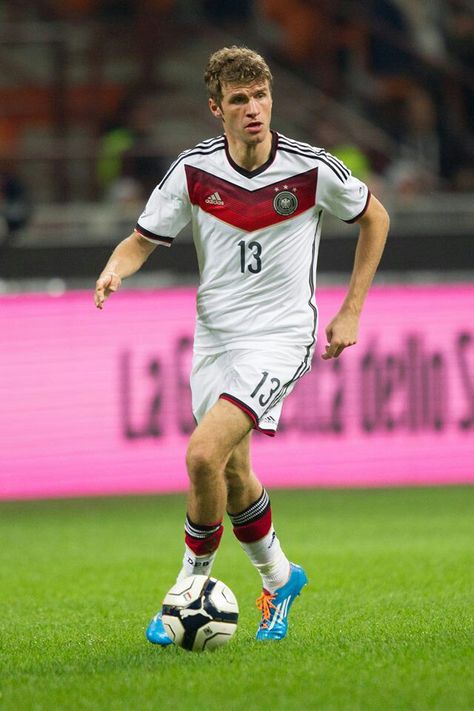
[205,191,224,205]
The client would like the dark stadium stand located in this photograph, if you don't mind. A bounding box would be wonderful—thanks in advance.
[0,0,472,287]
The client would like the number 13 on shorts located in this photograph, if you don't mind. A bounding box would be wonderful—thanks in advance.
[250,370,281,407]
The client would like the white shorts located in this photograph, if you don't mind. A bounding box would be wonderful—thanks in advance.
[190,347,312,436]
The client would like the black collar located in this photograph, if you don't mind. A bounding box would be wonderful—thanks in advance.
[224,130,278,178]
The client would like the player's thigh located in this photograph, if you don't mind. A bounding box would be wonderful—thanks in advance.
[225,431,252,480]
[186,398,253,473]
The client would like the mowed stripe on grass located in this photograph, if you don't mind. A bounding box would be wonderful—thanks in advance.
[0,487,473,711]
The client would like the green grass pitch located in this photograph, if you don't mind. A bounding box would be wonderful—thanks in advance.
[0,487,473,711]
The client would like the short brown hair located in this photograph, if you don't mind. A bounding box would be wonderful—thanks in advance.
[204,46,273,105]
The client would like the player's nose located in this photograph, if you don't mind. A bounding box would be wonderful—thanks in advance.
[246,99,259,116]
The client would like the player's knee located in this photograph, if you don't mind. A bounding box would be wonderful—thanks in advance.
[186,441,219,481]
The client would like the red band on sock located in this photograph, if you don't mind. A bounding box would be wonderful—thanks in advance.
[185,524,224,556]
[232,507,272,543]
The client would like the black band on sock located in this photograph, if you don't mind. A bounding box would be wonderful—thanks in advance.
[228,489,270,527]
[185,515,222,539]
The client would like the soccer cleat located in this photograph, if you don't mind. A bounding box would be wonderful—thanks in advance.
[145,610,174,646]
[255,563,308,641]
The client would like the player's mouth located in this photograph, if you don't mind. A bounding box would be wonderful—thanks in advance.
[245,121,263,134]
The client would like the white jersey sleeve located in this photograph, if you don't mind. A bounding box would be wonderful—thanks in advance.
[135,160,191,247]
[315,150,370,223]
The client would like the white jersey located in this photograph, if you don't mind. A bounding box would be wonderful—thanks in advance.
[136,131,370,356]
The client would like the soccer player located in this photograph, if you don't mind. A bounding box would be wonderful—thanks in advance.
[94,46,389,643]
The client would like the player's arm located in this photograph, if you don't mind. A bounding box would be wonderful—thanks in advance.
[94,231,157,309]
[322,195,389,359]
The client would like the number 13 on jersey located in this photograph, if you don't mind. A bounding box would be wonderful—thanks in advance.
[238,240,262,274]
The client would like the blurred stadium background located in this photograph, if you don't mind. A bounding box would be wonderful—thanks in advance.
[0,0,473,498]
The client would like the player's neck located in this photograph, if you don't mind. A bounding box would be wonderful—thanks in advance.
[226,132,273,172]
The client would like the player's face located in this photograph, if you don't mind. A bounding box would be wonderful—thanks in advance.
[210,80,272,146]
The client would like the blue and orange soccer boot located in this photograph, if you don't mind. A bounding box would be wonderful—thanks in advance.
[255,563,308,641]
[146,611,173,646]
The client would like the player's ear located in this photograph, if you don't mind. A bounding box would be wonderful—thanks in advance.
[209,97,222,119]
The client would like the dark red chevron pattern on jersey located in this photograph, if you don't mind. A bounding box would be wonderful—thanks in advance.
[185,165,318,232]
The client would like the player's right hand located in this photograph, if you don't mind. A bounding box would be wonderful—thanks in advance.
[94,271,122,309]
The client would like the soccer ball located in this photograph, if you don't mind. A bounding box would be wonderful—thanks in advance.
[161,575,239,651]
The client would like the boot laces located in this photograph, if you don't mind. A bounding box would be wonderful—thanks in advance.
[256,591,277,629]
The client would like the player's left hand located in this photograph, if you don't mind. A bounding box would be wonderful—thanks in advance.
[94,271,122,309]
[321,311,359,359]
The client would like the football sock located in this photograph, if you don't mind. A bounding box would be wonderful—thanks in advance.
[229,489,290,593]
[176,515,223,581]
[177,545,218,581]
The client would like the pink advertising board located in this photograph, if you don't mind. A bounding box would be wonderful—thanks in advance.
[0,285,473,500]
